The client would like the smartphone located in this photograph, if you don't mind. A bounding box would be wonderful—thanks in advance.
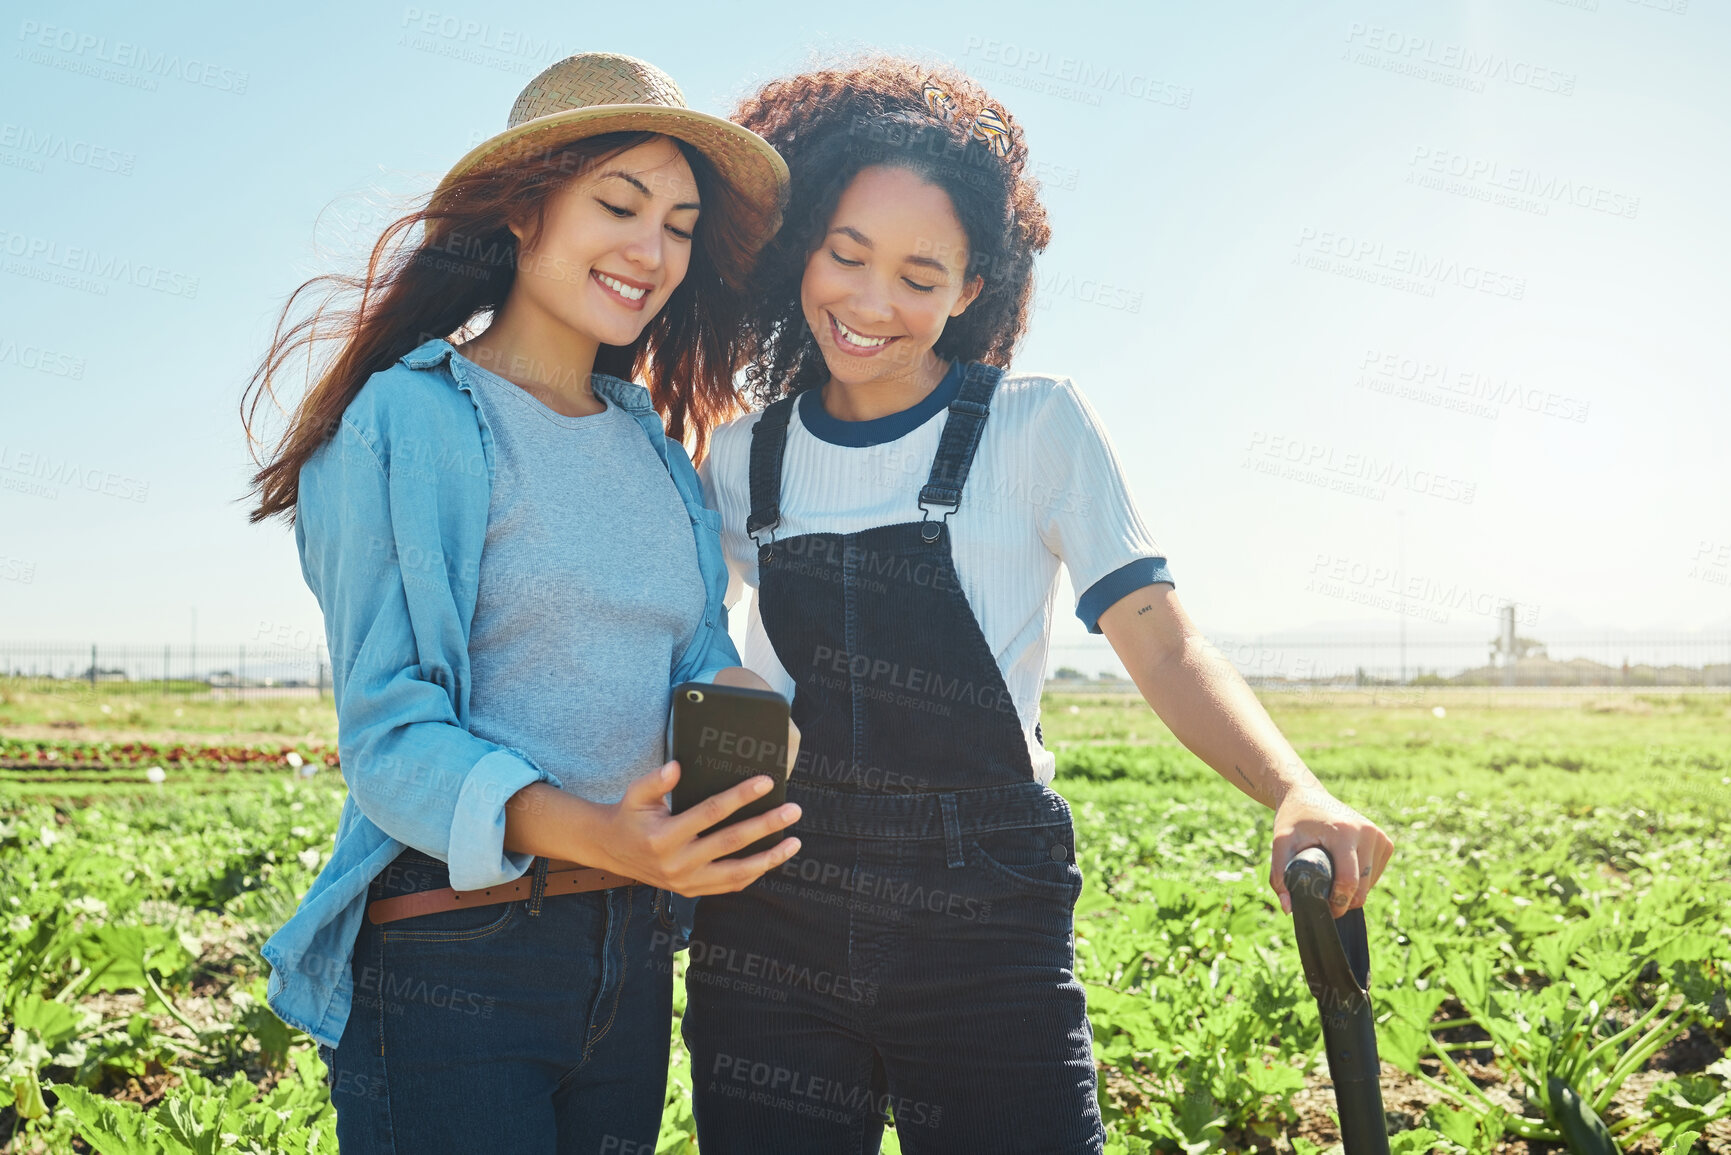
[668,681,793,859]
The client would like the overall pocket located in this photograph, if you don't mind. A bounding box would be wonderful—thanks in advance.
[969,820,1083,900]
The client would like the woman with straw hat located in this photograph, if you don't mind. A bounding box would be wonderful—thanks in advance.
[244,52,800,1153]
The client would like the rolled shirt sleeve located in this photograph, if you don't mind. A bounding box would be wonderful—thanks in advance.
[298,417,558,892]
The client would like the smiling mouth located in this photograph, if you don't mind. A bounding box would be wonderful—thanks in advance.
[592,270,651,308]
[829,313,900,355]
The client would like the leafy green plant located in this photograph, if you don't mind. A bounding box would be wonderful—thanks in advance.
[47,1047,334,1154]
[4,705,1730,1154]
[1379,937,1726,1151]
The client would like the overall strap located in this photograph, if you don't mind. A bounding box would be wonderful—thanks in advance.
[745,393,799,542]
[918,361,1005,525]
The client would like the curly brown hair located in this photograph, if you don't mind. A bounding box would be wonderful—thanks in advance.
[731,56,1052,405]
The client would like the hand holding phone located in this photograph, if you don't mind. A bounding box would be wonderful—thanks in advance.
[669,681,795,858]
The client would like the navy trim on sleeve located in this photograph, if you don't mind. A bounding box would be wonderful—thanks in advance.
[1076,557,1175,634]
[797,359,964,447]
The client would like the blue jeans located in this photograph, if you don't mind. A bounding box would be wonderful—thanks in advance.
[320,848,674,1154]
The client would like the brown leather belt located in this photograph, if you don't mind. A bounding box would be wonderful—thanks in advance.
[366,857,644,925]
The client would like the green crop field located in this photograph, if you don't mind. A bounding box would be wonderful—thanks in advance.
[1,687,1727,1154]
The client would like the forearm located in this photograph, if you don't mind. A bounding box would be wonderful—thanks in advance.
[1140,638,1322,808]
[1100,587,1324,810]
[500,666,773,868]
[501,783,620,868]
[338,687,559,885]
[1101,587,1396,912]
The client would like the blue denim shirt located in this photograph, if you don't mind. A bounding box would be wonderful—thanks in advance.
[263,338,738,1049]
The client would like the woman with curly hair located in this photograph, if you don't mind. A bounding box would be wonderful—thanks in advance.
[684,57,1396,1153]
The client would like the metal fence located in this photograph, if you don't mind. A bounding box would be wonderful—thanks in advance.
[1051,631,1731,689]
[0,643,330,698]
[4,632,1730,698]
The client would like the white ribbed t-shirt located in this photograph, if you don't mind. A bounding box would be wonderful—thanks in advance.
[699,367,1170,784]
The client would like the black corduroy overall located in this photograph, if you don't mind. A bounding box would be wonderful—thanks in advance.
[681,363,1106,1154]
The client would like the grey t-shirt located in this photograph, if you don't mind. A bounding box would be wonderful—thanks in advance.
[462,358,707,804]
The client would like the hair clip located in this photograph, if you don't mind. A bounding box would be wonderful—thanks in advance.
[969,106,1012,157]
[922,81,958,123]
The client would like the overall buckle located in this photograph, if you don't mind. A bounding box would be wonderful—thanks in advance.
[748,519,779,560]
[916,503,955,543]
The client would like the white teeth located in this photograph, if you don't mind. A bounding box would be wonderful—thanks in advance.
[835,317,891,348]
[596,273,647,301]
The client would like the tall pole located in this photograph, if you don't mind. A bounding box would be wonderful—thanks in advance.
[189,607,196,684]
[1397,510,1406,686]
[1503,605,1518,688]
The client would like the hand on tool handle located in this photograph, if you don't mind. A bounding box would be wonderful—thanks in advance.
[1270,785,1395,917]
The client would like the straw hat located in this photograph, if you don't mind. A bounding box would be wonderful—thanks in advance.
[434,52,787,247]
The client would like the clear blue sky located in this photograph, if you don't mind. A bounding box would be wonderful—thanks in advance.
[3,0,1727,675]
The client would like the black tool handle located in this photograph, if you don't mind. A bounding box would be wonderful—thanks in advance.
[1285,846,1390,1155]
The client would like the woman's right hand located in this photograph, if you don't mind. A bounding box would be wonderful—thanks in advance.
[588,760,801,896]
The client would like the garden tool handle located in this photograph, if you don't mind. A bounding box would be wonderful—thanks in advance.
[1285,846,1390,1155]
